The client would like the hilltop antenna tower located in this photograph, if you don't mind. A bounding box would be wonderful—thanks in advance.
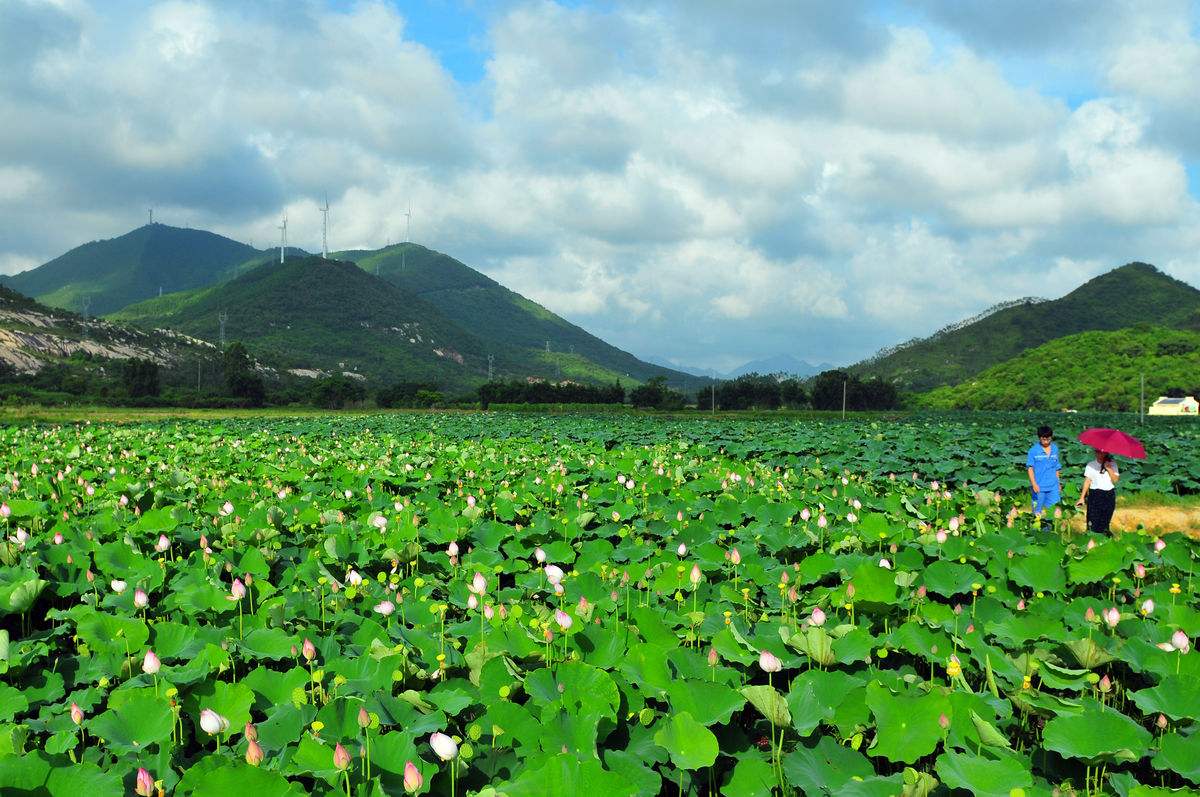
[218,310,228,348]
[80,295,91,319]
[278,214,288,264]
[148,208,153,225]
[487,354,494,380]
[319,193,330,259]
[400,204,412,274]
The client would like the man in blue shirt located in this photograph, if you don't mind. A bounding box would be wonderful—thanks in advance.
[1026,425,1061,517]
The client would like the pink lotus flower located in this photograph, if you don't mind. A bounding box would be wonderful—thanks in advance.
[1140,599,1154,615]
[544,565,564,585]
[758,650,782,673]
[846,513,857,523]
[302,638,317,662]
[1154,539,1166,553]
[135,767,155,797]
[1085,607,1096,623]
[229,578,246,601]
[707,647,718,666]
[110,579,127,594]
[374,600,395,617]
[1016,599,1026,611]
[466,495,476,509]
[483,604,495,620]
[142,649,161,675]
[1134,563,1146,579]
[689,564,702,587]
[447,541,459,557]
[429,732,458,761]
[134,589,149,609]
[878,558,892,570]
[800,508,811,521]
[948,517,959,532]
[246,739,264,766]
[53,532,63,545]
[333,742,351,771]
[554,609,573,630]
[403,761,423,793]
[467,594,478,610]
[70,702,83,725]
[534,547,546,564]
[245,722,258,741]
[155,534,170,553]
[810,607,826,627]
[817,515,828,528]
[347,570,363,586]
[730,548,741,566]
[1171,630,1191,653]
[1098,675,1112,693]
[676,542,687,557]
[1102,607,1120,629]
[0,503,9,519]
[469,572,487,595]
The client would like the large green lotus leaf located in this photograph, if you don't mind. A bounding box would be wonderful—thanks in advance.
[369,732,435,796]
[847,563,899,605]
[0,752,51,790]
[837,776,909,797]
[741,684,791,727]
[782,736,875,795]
[2,576,48,614]
[786,669,865,737]
[653,712,719,770]
[922,561,984,597]
[152,621,200,660]
[1066,637,1117,669]
[934,751,1032,797]
[91,694,173,753]
[1007,548,1066,593]
[619,643,674,697]
[242,665,309,708]
[888,622,954,663]
[1151,732,1200,785]
[239,627,297,660]
[1129,676,1200,721]
[283,734,343,781]
[784,626,835,666]
[526,661,619,720]
[603,749,661,797]
[256,703,311,753]
[665,679,745,726]
[865,683,951,764]
[721,753,775,797]
[188,680,255,734]
[485,700,544,754]
[536,706,604,758]
[1068,542,1131,584]
[0,684,28,722]
[1042,699,1151,763]
[44,759,124,797]
[499,752,631,797]
[175,757,305,796]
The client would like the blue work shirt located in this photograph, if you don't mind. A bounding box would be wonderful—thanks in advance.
[1026,442,1060,492]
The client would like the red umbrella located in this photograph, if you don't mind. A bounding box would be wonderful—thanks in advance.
[1077,428,1146,459]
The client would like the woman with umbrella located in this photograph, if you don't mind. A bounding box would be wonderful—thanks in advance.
[1073,428,1146,534]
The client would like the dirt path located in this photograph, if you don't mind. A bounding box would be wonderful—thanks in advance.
[1069,503,1200,539]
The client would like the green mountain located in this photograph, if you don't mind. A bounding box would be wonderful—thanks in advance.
[1,224,264,316]
[0,282,225,387]
[111,255,595,391]
[852,263,1200,392]
[338,243,697,388]
[916,325,1200,411]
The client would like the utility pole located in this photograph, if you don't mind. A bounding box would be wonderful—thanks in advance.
[148,208,153,225]
[279,214,288,264]
[1140,373,1145,424]
[197,359,201,391]
[841,379,847,420]
[80,296,91,319]
[218,311,228,348]
[711,383,716,413]
[487,354,494,381]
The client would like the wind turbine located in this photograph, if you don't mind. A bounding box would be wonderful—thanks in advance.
[278,214,288,264]
[319,193,330,260]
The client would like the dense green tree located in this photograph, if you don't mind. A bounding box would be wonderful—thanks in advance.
[222,342,265,407]
[121,358,160,398]
[310,374,367,409]
[629,376,687,409]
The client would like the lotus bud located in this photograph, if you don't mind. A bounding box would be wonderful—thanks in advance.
[878,558,892,570]
[1085,607,1096,623]
[676,510,684,522]
[1098,675,1112,693]
[534,547,546,563]
[200,708,230,735]
[155,534,170,553]
[403,761,423,793]
[0,503,9,519]
[134,589,149,609]
[110,579,127,594]
[447,541,459,557]
[86,569,94,583]
[246,740,264,766]
[553,582,564,596]
[142,649,161,675]
[554,609,573,630]
[758,650,782,673]
[70,702,84,725]
[938,713,950,730]
[470,572,487,595]
[135,767,154,797]
[846,583,855,600]
[302,638,317,662]
[544,565,564,585]
[1017,599,1026,611]
[1140,599,1154,615]
[689,564,702,587]
[53,532,64,545]
[676,542,687,557]
[800,508,811,521]
[333,742,351,771]
[1157,713,1169,729]
[467,594,478,610]
[347,570,363,586]
[1172,631,1191,653]
[429,732,458,761]
[1154,539,1166,553]
[1134,563,1146,579]
[245,722,258,741]
[708,647,718,666]
[483,603,494,620]
[1103,607,1120,629]
[936,530,948,544]
[917,585,927,599]
[358,707,371,729]
[810,607,826,627]
[817,515,827,528]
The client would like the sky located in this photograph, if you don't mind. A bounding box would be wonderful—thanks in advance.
[2,1,1200,373]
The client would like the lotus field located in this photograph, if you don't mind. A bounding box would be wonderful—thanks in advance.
[0,414,1198,796]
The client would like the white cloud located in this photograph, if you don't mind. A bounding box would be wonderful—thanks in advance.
[2,0,1200,373]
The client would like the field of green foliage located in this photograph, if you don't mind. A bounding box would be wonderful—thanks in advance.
[0,413,1197,796]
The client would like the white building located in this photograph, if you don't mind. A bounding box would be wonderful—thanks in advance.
[1148,396,1199,416]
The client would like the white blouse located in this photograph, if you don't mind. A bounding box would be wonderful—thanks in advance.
[1084,459,1118,491]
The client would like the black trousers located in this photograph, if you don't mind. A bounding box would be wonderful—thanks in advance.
[1086,489,1117,533]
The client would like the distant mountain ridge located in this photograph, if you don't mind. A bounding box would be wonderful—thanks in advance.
[1,224,266,316]
[851,263,1200,392]
[727,354,832,378]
